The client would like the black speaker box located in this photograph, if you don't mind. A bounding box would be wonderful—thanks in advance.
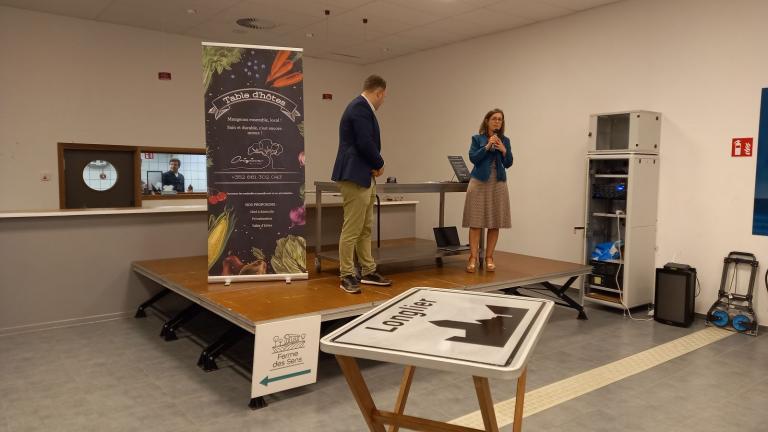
[654,264,696,327]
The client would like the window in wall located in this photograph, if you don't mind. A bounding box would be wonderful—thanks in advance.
[140,152,207,195]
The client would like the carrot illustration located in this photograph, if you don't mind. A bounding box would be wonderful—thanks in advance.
[267,60,293,83]
[268,50,291,82]
[272,72,303,87]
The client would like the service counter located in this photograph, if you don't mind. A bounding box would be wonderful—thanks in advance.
[0,206,207,334]
[0,199,419,333]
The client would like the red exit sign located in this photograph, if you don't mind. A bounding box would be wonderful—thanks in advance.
[732,138,753,157]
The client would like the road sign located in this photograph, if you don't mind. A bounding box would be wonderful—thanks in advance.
[321,288,553,379]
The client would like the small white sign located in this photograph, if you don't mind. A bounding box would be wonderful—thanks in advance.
[252,315,321,398]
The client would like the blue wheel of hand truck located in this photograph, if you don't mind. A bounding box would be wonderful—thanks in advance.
[731,314,752,332]
[710,310,729,327]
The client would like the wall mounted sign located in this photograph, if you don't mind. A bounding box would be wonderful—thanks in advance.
[732,137,753,157]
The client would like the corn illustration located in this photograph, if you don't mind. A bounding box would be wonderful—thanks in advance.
[207,207,235,270]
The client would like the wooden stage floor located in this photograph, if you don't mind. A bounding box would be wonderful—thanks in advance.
[132,240,592,331]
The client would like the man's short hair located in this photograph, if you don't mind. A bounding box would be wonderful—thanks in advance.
[363,75,386,92]
[170,158,181,166]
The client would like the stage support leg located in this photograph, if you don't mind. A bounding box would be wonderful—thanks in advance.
[197,325,247,372]
[135,288,170,318]
[160,304,203,341]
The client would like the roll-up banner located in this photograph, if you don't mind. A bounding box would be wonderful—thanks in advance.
[754,88,768,236]
[203,42,307,283]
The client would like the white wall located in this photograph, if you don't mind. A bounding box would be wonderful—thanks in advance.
[0,6,363,211]
[5,0,768,320]
[370,0,768,316]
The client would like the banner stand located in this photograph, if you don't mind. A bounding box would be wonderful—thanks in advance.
[209,273,308,285]
[203,42,307,284]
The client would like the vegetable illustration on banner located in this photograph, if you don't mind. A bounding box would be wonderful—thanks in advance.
[203,42,307,282]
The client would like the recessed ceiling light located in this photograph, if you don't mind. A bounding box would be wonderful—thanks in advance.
[186,8,197,15]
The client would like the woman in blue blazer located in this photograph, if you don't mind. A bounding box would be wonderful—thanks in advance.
[462,109,513,272]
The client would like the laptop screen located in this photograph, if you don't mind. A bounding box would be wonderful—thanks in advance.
[447,156,471,182]
[433,226,461,247]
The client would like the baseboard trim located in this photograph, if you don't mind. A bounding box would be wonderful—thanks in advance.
[0,311,134,337]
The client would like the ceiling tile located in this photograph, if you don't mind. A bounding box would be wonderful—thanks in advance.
[324,0,376,8]
[237,0,359,18]
[184,25,277,47]
[296,19,386,40]
[275,29,359,54]
[383,0,502,18]
[459,8,531,31]
[540,0,619,12]
[394,15,480,45]
[330,7,414,35]
[0,0,112,20]
[345,39,419,58]
[97,0,241,34]
[210,1,326,30]
[486,0,572,22]
[0,0,610,65]
[352,1,440,26]
[372,34,438,52]
[186,1,322,40]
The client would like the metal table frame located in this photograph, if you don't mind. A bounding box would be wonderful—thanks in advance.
[313,181,469,271]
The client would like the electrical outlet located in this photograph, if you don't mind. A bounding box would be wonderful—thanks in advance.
[40,172,51,182]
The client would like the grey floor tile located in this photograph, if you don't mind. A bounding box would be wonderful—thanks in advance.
[3,308,768,431]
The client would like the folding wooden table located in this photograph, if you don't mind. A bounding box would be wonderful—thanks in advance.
[321,287,554,432]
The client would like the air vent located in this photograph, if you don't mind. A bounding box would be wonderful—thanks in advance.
[236,18,277,30]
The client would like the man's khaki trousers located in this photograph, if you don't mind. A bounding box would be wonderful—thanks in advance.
[338,179,376,278]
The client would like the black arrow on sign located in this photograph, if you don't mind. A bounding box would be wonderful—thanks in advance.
[430,305,525,347]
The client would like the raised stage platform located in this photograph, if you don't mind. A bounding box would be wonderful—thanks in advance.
[132,239,591,408]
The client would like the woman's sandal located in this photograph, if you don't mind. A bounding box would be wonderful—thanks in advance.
[466,256,478,273]
[485,256,496,272]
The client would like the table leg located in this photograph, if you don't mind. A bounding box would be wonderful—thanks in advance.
[388,366,416,432]
[315,187,323,272]
[439,192,445,227]
[335,355,387,432]
[472,376,499,432]
[512,368,527,432]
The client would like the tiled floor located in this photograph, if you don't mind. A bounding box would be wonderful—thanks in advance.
[1,302,766,432]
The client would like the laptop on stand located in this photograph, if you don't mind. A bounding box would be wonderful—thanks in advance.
[433,226,470,252]
[447,156,471,183]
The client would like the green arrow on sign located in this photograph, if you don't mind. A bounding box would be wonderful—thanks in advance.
[260,369,311,386]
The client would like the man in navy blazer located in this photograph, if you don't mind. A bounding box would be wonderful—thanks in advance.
[331,75,393,293]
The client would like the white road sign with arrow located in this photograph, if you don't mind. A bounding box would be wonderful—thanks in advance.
[321,288,554,380]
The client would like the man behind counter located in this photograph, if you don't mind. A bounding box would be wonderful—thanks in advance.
[161,158,185,193]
